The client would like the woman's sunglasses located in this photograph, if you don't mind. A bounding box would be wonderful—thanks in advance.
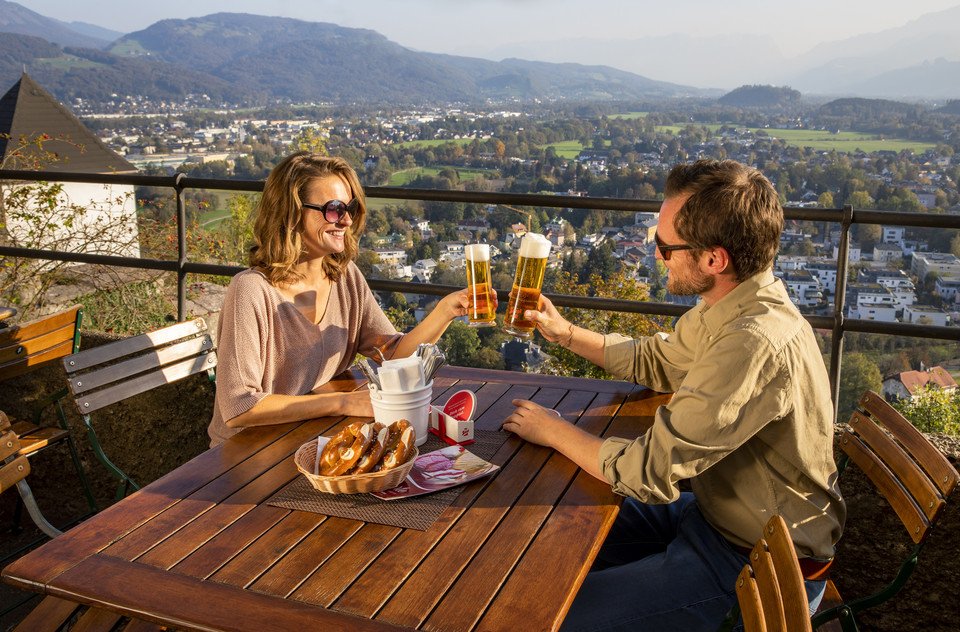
[302,197,359,224]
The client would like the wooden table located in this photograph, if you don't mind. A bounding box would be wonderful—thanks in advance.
[3,366,667,631]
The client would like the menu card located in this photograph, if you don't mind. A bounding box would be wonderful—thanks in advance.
[371,444,499,500]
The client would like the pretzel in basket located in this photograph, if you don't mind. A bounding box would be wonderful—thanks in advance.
[318,420,414,476]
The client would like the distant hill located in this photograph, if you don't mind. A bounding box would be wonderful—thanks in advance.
[819,97,926,118]
[937,100,960,115]
[106,13,700,103]
[0,33,254,104]
[0,0,109,48]
[718,85,801,108]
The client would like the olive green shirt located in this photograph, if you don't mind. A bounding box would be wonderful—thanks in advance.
[600,269,845,559]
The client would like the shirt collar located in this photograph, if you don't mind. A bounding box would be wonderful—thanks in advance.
[697,269,779,334]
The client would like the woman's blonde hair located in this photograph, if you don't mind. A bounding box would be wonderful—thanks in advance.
[250,152,367,284]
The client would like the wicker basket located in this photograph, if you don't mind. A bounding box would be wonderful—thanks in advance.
[294,439,418,494]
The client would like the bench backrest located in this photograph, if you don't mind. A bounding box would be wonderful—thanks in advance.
[839,391,959,544]
[63,318,217,416]
[0,305,82,381]
[735,515,812,632]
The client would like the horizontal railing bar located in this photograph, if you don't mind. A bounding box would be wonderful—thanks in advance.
[0,245,177,272]
[6,169,960,227]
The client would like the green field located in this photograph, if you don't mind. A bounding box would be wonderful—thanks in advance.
[609,112,649,120]
[393,138,476,149]
[386,166,494,186]
[655,124,936,154]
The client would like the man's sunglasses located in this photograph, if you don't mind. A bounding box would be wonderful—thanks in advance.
[302,197,360,224]
[654,232,695,261]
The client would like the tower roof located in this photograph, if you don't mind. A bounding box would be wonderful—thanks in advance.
[0,72,134,173]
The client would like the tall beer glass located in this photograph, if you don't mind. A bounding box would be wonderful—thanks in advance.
[503,232,551,338]
[465,243,496,327]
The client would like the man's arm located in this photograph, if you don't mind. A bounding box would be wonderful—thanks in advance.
[524,295,607,367]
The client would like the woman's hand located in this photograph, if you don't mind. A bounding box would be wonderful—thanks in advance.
[501,399,568,448]
[437,287,498,322]
[339,390,373,418]
[524,295,571,344]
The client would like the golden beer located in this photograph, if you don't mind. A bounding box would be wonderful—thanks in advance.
[503,233,551,338]
[465,244,496,327]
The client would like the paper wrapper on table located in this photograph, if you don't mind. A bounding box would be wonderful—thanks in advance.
[429,389,476,446]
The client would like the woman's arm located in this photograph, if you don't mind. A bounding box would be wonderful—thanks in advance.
[388,288,472,359]
[225,390,373,428]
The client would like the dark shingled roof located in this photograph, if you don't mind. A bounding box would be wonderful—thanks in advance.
[0,72,135,173]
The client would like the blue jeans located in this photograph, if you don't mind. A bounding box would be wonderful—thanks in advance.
[561,493,825,632]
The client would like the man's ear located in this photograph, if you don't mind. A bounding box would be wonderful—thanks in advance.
[701,246,732,275]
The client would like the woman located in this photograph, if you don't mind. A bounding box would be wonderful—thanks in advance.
[209,152,473,446]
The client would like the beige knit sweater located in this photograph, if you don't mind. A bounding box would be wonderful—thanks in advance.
[208,264,401,446]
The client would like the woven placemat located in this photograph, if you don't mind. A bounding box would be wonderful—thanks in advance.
[267,429,509,531]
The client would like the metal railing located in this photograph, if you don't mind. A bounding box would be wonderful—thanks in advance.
[2,168,959,420]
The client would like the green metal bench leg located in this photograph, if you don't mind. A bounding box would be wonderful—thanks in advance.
[81,416,140,499]
[55,399,99,513]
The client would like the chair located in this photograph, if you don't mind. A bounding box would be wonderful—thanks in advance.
[62,317,217,499]
[0,305,97,514]
[812,391,960,632]
[722,515,813,632]
[1,410,61,539]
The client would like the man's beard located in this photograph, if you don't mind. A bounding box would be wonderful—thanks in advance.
[667,264,715,296]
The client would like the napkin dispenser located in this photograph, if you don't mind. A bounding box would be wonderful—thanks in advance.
[429,390,476,446]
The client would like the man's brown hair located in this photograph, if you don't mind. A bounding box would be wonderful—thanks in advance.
[665,159,783,281]
[250,152,366,285]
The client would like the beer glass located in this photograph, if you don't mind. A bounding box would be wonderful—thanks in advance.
[503,232,551,338]
[465,243,496,327]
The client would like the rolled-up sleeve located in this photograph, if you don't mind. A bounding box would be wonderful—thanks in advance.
[599,326,790,503]
[215,278,271,422]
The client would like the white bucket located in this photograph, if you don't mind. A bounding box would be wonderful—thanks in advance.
[370,381,433,447]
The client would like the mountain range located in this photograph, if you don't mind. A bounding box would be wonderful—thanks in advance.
[0,3,700,106]
[1,0,959,104]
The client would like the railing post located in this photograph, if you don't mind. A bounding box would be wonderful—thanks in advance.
[174,172,187,322]
[829,204,854,421]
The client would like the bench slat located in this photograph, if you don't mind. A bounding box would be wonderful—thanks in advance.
[0,455,30,495]
[64,318,207,373]
[12,595,83,632]
[75,352,217,414]
[0,339,75,381]
[0,305,80,346]
[0,323,75,365]
[69,335,214,395]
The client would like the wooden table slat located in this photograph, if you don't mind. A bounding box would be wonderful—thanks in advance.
[49,555,408,632]
[210,510,329,587]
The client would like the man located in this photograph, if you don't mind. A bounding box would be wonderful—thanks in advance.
[502,159,845,631]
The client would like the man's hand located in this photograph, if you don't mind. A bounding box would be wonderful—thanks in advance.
[524,295,571,344]
[501,398,568,448]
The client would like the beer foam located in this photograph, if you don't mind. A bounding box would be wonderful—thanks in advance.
[465,243,490,261]
[519,232,551,259]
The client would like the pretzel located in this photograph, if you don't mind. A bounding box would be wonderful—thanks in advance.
[352,423,389,474]
[329,422,377,476]
[379,420,415,471]
[318,422,363,475]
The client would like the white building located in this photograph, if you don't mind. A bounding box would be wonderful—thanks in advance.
[779,271,824,308]
[832,243,862,262]
[806,262,838,294]
[846,284,899,322]
[903,305,950,326]
[935,276,960,302]
[911,252,960,280]
[872,244,904,263]
[881,225,905,246]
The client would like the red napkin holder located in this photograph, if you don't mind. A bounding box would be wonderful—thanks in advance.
[429,389,476,446]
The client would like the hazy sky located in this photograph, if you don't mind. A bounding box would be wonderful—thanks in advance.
[15,0,960,59]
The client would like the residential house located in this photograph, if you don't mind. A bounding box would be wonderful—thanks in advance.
[0,73,139,258]
[882,366,958,401]
[373,248,408,266]
[846,284,898,322]
[806,262,838,294]
[903,305,950,326]
[935,276,960,302]
[778,271,823,308]
[832,243,862,263]
[412,258,437,282]
[881,225,905,246]
[873,244,904,263]
[911,252,960,280]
